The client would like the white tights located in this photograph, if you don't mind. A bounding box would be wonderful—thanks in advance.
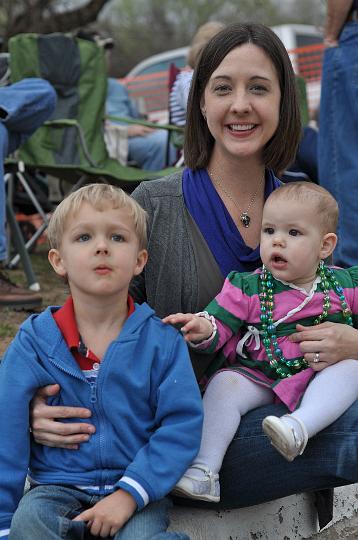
[193,359,358,475]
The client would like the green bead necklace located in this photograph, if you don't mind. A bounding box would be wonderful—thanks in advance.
[259,260,353,379]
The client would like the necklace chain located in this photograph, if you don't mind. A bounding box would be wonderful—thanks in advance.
[208,169,265,228]
[259,261,353,379]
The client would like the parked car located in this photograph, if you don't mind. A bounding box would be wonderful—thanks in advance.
[126,47,188,77]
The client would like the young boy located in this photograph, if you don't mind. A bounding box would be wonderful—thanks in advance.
[164,181,358,502]
[0,184,203,540]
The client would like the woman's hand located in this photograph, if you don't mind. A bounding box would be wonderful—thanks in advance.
[30,384,95,449]
[162,312,214,343]
[289,322,358,371]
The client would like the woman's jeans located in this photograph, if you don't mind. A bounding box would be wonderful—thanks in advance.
[10,486,189,540]
[318,22,358,267]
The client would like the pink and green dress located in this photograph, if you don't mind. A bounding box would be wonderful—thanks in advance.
[196,267,358,410]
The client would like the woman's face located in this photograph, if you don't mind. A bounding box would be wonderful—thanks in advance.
[202,43,281,164]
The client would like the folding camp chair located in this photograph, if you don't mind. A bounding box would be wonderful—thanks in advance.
[6,33,180,285]
[8,32,179,188]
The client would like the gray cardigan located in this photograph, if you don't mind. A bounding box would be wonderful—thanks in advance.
[131,170,224,318]
[131,171,224,380]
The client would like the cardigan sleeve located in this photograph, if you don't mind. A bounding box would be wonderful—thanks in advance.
[130,182,152,304]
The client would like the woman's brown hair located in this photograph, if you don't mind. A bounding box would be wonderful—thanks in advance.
[184,22,301,174]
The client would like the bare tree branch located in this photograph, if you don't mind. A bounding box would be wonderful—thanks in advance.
[4,0,112,41]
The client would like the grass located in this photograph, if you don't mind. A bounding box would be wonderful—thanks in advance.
[0,322,17,339]
[0,243,68,356]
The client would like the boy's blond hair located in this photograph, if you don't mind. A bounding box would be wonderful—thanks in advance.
[266,181,338,234]
[47,183,148,250]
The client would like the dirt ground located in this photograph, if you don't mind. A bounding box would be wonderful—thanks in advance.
[0,244,67,356]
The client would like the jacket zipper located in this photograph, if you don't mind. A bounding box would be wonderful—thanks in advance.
[48,356,104,488]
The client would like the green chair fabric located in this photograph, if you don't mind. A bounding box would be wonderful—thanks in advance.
[295,75,309,127]
[9,33,177,190]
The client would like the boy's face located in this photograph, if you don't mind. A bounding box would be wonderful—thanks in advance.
[48,202,147,301]
[260,197,335,288]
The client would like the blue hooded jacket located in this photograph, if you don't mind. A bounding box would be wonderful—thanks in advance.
[0,303,203,538]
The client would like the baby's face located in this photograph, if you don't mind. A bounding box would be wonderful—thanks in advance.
[49,202,147,300]
[260,198,324,289]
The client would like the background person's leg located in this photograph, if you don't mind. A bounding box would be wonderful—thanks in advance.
[318,24,358,267]
[128,130,176,171]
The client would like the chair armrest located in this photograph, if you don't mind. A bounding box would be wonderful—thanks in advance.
[105,115,184,133]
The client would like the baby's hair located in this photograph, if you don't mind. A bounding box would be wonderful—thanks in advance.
[47,183,148,250]
[266,181,338,233]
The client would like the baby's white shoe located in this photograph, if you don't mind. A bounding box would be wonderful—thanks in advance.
[172,463,220,502]
[262,415,308,462]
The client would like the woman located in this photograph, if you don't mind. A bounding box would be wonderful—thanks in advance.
[31,23,358,514]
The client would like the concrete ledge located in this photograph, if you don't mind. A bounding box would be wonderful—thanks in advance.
[169,484,358,539]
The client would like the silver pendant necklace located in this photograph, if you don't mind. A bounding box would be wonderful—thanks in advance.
[208,169,265,228]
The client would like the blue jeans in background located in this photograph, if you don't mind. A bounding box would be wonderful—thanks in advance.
[10,486,189,540]
[318,22,358,267]
[129,130,176,171]
[0,79,56,262]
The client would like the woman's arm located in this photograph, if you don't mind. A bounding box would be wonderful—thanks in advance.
[290,322,358,371]
[30,385,95,449]
[324,0,353,47]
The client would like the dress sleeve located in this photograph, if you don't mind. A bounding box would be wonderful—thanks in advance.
[201,271,250,353]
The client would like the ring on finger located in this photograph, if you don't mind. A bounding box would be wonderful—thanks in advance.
[313,352,320,363]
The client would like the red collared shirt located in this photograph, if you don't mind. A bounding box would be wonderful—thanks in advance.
[53,296,135,371]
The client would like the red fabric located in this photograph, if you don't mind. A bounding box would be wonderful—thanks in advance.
[53,295,135,368]
[168,62,181,92]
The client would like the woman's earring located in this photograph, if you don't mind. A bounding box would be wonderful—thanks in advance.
[201,108,207,120]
